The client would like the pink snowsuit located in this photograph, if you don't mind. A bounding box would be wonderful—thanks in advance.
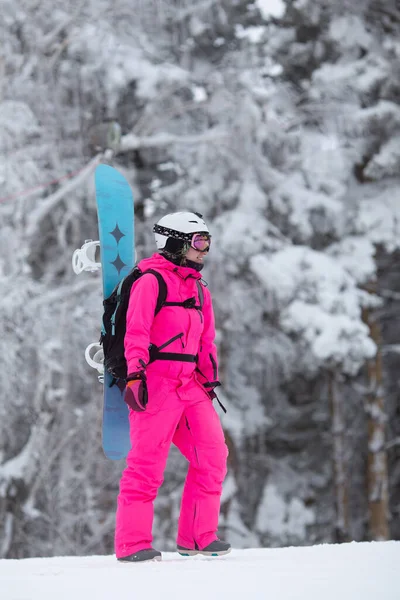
[115,253,228,558]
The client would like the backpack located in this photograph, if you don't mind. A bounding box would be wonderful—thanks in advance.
[100,267,204,381]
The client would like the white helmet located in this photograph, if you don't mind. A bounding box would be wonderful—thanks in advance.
[153,211,210,250]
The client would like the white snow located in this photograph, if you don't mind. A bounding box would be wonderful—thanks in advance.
[191,85,208,103]
[326,237,376,285]
[328,16,374,50]
[256,483,315,539]
[267,62,284,77]
[0,100,40,147]
[1,543,399,600]
[0,100,41,197]
[67,22,189,112]
[213,37,225,47]
[214,209,270,264]
[235,24,267,44]
[250,246,377,374]
[312,57,389,101]
[270,172,344,241]
[363,135,400,180]
[256,0,286,20]
[358,187,400,253]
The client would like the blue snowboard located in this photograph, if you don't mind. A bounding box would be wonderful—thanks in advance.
[95,164,133,460]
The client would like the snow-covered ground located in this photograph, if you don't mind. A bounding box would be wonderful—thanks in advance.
[2,542,399,600]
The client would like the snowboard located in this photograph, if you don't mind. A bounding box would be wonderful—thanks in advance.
[95,164,133,460]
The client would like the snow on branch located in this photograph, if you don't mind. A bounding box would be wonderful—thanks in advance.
[0,412,52,496]
[39,0,86,54]
[382,344,400,355]
[250,246,377,375]
[386,437,400,450]
[29,278,99,312]
[357,188,400,253]
[25,154,102,240]
[172,0,218,22]
[119,127,226,153]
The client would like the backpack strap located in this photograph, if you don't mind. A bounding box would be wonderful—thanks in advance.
[140,270,203,313]
[196,280,204,309]
[141,269,167,316]
[162,279,204,310]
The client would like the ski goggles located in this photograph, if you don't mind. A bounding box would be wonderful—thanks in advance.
[191,233,211,252]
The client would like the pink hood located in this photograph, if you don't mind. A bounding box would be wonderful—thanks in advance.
[124,253,219,386]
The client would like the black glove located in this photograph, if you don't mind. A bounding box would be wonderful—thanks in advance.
[124,371,148,412]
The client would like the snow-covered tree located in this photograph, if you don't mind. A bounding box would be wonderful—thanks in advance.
[1,0,399,557]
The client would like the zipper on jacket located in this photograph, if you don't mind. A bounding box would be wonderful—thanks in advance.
[209,353,217,381]
[157,332,184,351]
[173,267,200,282]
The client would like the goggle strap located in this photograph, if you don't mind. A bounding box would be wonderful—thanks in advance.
[154,224,210,245]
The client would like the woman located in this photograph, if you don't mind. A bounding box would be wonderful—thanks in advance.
[115,211,230,563]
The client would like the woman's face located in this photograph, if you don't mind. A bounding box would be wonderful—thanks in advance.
[185,245,207,264]
[185,233,211,264]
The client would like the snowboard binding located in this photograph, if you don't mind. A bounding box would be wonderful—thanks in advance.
[72,239,101,274]
[73,239,104,382]
[85,342,105,383]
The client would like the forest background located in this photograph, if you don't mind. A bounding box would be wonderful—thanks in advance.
[1,0,399,558]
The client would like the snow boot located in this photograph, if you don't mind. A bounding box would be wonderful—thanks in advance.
[177,540,231,557]
[118,548,162,563]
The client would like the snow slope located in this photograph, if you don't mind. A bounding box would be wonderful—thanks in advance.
[2,542,399,600]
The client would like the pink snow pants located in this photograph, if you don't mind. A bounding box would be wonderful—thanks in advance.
[115,373,228,558]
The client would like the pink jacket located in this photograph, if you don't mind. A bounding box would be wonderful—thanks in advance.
[124,253,219,388]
